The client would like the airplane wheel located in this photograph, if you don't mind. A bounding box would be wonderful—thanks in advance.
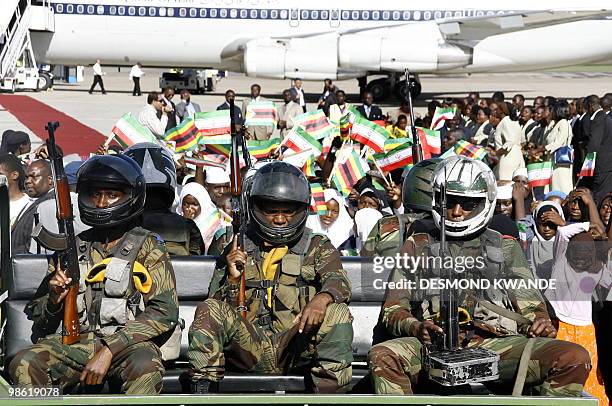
[366,78,390,102]
[396,78,421,100]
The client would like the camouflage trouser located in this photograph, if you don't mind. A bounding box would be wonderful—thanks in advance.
[369,335,591,396]
[9,333,164,394]
[188,298,354,393]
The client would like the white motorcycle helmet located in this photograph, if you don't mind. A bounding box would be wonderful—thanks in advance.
[431,155,497,238]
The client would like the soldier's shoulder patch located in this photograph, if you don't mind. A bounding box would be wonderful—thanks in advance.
[379,216,400,235]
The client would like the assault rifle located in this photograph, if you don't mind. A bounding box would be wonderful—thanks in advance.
[228,99,251,318]
[422,172,499,386]
[405,69,424,164]
[31,122,81,345]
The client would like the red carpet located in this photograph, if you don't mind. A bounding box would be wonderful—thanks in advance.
[0,95,105,155]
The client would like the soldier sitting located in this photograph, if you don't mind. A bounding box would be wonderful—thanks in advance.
[368,156,591,396]
[9,155,180,394]
[188,161,353,393]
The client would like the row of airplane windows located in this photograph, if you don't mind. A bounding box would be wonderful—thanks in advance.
[52,4,510,21]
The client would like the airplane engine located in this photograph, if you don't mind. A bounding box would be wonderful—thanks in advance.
[242,36,365,80]
[338,22,471,72]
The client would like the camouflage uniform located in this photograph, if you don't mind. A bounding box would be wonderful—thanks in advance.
[360,213,425,257]
[188,229,354,393]
[9,228,180,394]
[368,228,591,396]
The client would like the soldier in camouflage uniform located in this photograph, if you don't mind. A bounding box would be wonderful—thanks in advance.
[188,161,353,393]
[9,155,179,394]
[361,159,440,258]
[369,156,591,396]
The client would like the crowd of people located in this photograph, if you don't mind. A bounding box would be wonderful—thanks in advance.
[1,82,612,402]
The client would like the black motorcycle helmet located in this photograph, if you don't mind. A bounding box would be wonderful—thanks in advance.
[402,158,441,213]
[123,142,176,209]
[77,155,146,228]
[248,161,310,245]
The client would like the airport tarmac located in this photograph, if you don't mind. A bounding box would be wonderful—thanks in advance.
[2,68,612,155]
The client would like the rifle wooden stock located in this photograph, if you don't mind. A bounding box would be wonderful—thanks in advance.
[228,100,247,318]
[45,121,81,344]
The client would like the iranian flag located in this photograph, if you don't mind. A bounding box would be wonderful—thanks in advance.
[579,152,597,177]
[416,127,440,156]
[194,111,231,136]
[430,107,457,130]
[294,110,333,140]
[245,100,278,127]
[281,127,322,155]
[527,162,553,187]
[372,143,413,172]
[350,116,389,152]
[111,113,158,147]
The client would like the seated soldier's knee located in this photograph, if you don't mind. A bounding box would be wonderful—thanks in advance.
[368,344,403,371]
[556,341,591,370]
[122,347,164,382]
[9,348,50,384]
[323,303,352,325]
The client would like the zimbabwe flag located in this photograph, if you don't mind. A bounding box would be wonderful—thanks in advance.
[309,183,327,214]
[164,118,199,152]
[247,138,280,159]
[331,149,369,196]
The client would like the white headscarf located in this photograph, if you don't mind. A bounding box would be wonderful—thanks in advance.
[176,182,219,249]
[529,200,565,279]
[354,207,383,253]
[306,189,354,249]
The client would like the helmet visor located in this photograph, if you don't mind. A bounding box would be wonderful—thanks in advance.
[252,197,307,230]
[79,183,132,209]
[436,192,486,221]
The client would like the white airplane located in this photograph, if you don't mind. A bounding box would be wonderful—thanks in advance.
[9,0,612,97]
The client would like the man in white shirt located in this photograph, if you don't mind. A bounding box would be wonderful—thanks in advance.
[277,89,303,139]
[138,91,169,138]
[88,59,106,94]
[129,62,144,96]
[0,153,31,227]
[290,78,307,113]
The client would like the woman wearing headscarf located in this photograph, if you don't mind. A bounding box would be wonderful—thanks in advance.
[545,224,611,406]
[597,192,612,230]
[528,200,565,281]
[176,182,230,254]
[306,189,356,255]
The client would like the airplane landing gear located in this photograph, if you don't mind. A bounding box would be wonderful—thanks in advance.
[363,74,421,102]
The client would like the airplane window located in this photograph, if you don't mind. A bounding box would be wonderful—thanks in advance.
[434,11,441,19]
[261,10,268,18]
[487,11,495,16]
[444,11,452,18]
[66,4,73,13]
[149,7,156,16]
[128,6,135,16]
[382,11,390,20]
[497,11,505,15]
[372,11,379,20]
[117,6,124,15]
[341,11,349,20]
[220,9,228,18]
[362,10,370,20]
[476,11,484,17]
[352,10,359,20]
[311,10,319,20]
[160,8,167,17]
[455,11,463,17]
[190,8,197,17]
[321,10,328,19]
[210,9,217,18]
[139,7,146,16]
[230,9,237,18]
[403,11,410,20]
[179,8,186,17]
[167,8,175,17]
[392,11,400,20]
[97,6,104,15]
[424,11,431,20]
[270,10,278,19]
[302,10,309,20]
[413,10,421,20]
[241,9,248,18]
[77,5,84,14]
[280,10,288,19]
[199,9,207,17]
[291,9,298,19]
[331,10,339,19]
[250,9,257,18]
[109,6,116,15]
[87,5,94,14]
[56,4,63,13]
